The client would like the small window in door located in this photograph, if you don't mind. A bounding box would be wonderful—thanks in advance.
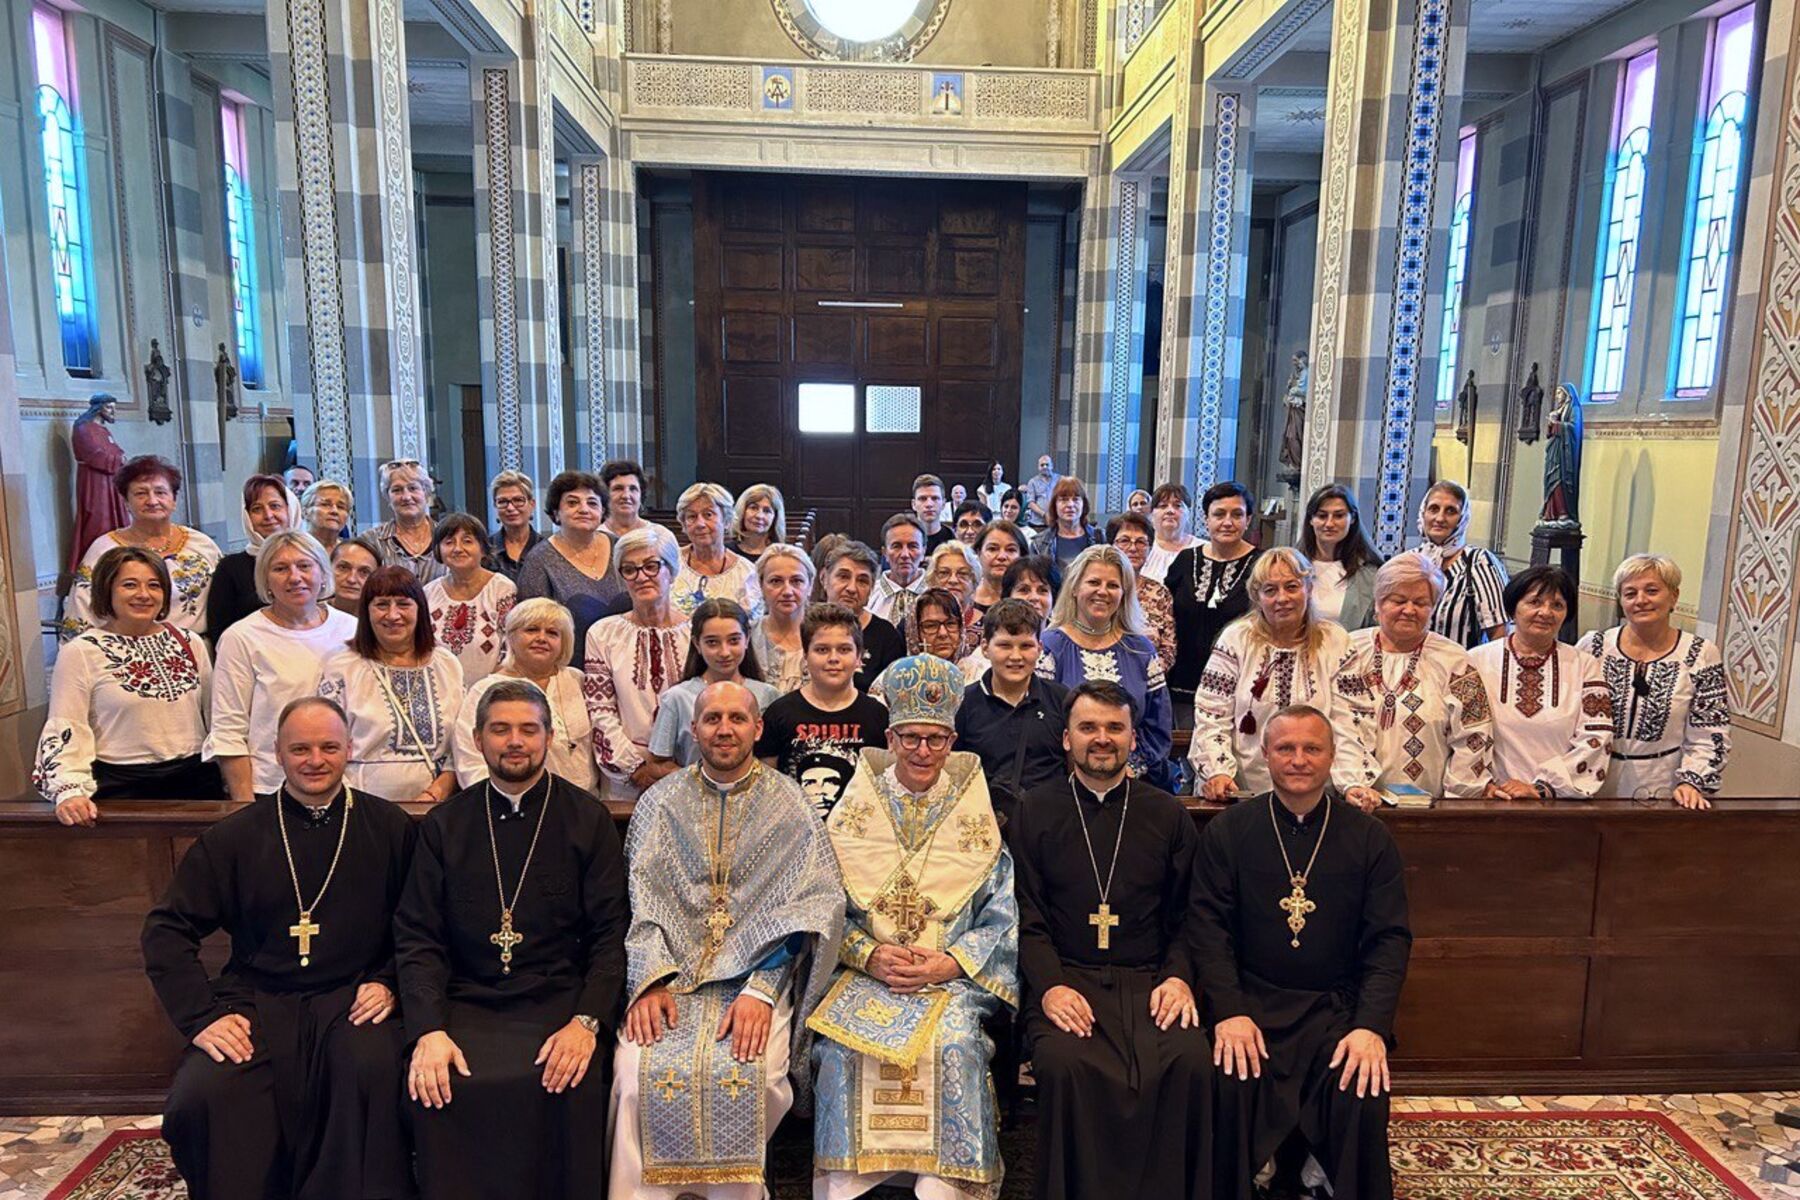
[798,382,857,433]
[866,385,921,434]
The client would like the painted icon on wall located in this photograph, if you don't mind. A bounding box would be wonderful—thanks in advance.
[762,66,796,110]
[930,72,964,116]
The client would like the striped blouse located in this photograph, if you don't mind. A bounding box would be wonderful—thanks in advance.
[1429,547,1510,649]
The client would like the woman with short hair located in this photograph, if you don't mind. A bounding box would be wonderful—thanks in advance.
[1576,555,1729,808]
[37,547,221,825]
[1329,554,1497,804]
[487,469,541,580]
[1126,488,1151,515]
[516,469,626,651]
[1037,544,1174,788]
[299,478,354,554]
[424,513,517,682]
[727,483,786,564]
[451,597,596,792]
[1470,566,1612,799]
[329,536,382,617]
[1143,482,1202,585]
[1190,548,1350,798]
[671,482,763,619]
[205,474,301,644]
[1107,511,1177,671]
[914,540,982,657]
[1031,476,1104,572]
[750,543,815,694]
[1415,480,1509,647]
[600,459,649,537]
[317,566,463,803]
[368,459,445,584]
[63,455,223,640]
[204,530,357,802]
[1298,483,1383,629]
[1166,481,1266,721]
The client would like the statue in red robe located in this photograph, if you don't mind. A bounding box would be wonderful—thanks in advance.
[68,394,129,575]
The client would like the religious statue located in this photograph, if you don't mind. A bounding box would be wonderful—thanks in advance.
[1454,369,1478,445]
[1536,381,1583,529]
[214,343,239,423]
[1277,348,1309,480]
[1516,361,1543,445]
[66,394,130,576]
[144,339,172,426]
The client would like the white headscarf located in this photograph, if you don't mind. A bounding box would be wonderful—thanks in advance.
[242,478,303,553]
[1413,484,1471,569]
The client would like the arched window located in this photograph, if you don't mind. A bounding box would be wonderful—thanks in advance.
[1435,130,1478,412]
[1672,5,1756,397]
[31,3,94,375]
[1587,49,1657,401]
[220,99,262,388]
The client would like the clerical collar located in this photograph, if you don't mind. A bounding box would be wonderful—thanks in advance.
[487,773,548,819]
[699,761,759,794]
[1071,774,1129,805]
[1273,790,1329,827]
[279,785,345,827]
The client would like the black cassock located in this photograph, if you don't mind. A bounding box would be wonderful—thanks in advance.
[1013,775,1213,1200]
[1192,791,1412,1200]
[395,774,627,1200]
[141,787,417,1200]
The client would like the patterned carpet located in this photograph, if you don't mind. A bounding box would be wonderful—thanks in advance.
[36,1111,1771,1199]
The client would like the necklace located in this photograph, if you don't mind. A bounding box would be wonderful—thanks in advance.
[1369,637,1425,730]
[1268,794,1331,948]
[275,787,355,965]
[393,522,432,556]
[483,780,553,974]
[1069,775,1131,949]
[1071,615,1111,639]
[696,764,759,977]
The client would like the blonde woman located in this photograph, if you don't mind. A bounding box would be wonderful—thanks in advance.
[1036,544,1174,787]
[1576,554,1729,808]
[300,478,354,554]
[1190,548,1351,798]
[487,469,541,580]
[451,597,595,792]
[750,543,814,693]
[368,458,445,584]
[727,482,787,564]
[671,482,763,619]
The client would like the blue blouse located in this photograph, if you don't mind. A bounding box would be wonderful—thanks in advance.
[1036,627,1176,790]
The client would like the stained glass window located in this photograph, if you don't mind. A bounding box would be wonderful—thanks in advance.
[1673,5,1756,397]
[31,3,94,375]
[220,100,262,388]
[1588,49,1658,401]
[1435,130,1478,412]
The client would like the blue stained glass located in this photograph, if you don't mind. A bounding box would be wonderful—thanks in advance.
[1589,51,1657,400]
[224,165,262,387]
[1435,131,1477,411]
[36,84,93,374]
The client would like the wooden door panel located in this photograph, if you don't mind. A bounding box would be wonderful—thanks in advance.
[721,245,784,290]
[939,190,1000,235]
[722,312,782,364]
[799,434,858,497]
[939,244,1001,296]
[722,185,783,232]
[792,313,857,365]
[866,316,928,366]
[796,185,856,233]
[866,246,927,294]
[866,186,932,236]
[938,317,998,368]
[721,376,784,456]
[795,245,856,292]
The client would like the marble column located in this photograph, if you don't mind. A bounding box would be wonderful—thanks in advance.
[1302,0,1469,554]
[570,149,645,470]
[267,0,426,518]
[1071,172,1151,511]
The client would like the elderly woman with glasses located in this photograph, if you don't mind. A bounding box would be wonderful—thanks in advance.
[672,482,763,620]
[1107,511,1176,671]
[912,540,983,658]
[1575,555,1729,808]
[1329,554,1497,807]
[582,525,692,801]
[451,597,596,793]
[63,455,223,640]
[299,478,354,555]
[368,459,445,584]
[1037,544,1175,788]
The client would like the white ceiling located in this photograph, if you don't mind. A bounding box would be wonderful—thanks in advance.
[406,61,472,128]
[1254,87,1330,155]
[1286,0,1646,56]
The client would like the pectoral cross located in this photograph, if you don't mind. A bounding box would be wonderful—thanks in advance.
[1088,902,1120,950]
[1279,875,1317,948]
[704,896,734,955]
[290,911,320,965]
[873,871,938,946]
[490,910,524,973]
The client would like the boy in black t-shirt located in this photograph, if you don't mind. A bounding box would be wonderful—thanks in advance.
[756,601,890,818]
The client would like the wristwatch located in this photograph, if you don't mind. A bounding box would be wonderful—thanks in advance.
[573,1014,600,1034]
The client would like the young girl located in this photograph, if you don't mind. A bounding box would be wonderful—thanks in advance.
[647,598,781,769]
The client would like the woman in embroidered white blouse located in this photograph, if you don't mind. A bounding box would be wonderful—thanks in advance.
[317,565,463,804]
[452,597,596,792]
[423,512,517,682]
[38,546,221,825]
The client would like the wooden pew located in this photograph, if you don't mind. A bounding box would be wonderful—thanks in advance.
[0,796,1795,1113]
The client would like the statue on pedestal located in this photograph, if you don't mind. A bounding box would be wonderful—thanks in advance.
[1516,361,1543,445]
[67,394,130,576]
[214,343,239,423]
[1536,382,1584,529]
[1278,348,1309,483]
[1454,369,1478,445]
[144,340,173,426]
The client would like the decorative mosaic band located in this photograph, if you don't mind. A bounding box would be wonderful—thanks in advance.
[373,0,424,460]
[1105,177,1141,513]
[533,4,565,472]
[1194,90,1240,501]
[482,67,523,473]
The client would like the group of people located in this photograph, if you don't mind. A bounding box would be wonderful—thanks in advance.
[32,452,1737,1199]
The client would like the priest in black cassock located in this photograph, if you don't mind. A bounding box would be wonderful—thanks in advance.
[1192,704,1412,1200]
[1013,680,1213,1200]
[396,679,628,1200]
[143,696,417,1200]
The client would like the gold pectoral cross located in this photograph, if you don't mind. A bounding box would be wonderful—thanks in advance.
[1279,875,1317,948]
[873,871,938,946]
[704,895,734,955]
[1088,902,1120,950]
[490,910,524,973]
[290,911,320,965]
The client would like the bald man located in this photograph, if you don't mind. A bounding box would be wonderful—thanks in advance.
[608,682,845,1197]
[144,696,418,1200]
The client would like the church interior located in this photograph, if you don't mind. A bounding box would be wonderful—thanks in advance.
[0,0,1798,1194]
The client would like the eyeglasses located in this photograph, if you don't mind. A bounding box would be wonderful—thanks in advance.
[918,619,958,635]
[619,562,665,579]
[894,731,952,752]
[495,496,531,508]
[382,458,422,471]
[1113,536,1150,550]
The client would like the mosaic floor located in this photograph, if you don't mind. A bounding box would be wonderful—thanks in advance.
[2,1093,1796,1199]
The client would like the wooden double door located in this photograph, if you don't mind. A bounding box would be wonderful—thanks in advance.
[693,172,1025,545]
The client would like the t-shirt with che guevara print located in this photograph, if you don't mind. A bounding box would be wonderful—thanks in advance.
[755,691,889,819]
